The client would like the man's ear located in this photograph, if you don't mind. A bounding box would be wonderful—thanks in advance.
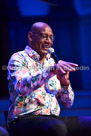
[28,32,33,41]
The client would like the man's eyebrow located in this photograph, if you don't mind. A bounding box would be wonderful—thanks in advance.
[42,32,54,35]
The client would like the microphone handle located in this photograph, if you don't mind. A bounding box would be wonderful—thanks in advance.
[51,53,59,63]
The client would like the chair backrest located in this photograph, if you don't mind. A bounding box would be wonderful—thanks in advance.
[4,111,9,132]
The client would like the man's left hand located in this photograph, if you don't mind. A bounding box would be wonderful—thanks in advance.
[57,71,70,86]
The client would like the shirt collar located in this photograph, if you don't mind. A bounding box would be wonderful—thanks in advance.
[25,45,51,61]
[25,45,40,61]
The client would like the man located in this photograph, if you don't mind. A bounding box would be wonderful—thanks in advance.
[7,22,78,136]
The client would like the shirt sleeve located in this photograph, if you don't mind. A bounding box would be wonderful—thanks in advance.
[56,84,74,108]
[8,53,55,96]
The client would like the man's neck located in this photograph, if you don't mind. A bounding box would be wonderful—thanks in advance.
[40,56,46,64]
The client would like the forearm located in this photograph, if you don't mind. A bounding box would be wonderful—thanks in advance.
[14,67,55,96]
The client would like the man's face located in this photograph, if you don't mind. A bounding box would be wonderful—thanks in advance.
[32,25,54,58]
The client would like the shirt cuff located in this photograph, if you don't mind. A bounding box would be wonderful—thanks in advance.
[61,84,70,94]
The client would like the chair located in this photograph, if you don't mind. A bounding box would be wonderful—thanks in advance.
[4,111,9,132]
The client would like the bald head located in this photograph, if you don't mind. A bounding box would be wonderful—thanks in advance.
[28,22,53,60]
[28,22,54,59]
[30,22,53,33]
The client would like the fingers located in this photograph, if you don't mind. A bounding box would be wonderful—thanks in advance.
[60,71,69,80]
[57,72,70,86]
[57,63,74,72]
[67,62,78,67]
[57,60,78,73]
[65,71,69,79]
[57,65,66,74]
[63,64,76,71]
[58,60,78,67]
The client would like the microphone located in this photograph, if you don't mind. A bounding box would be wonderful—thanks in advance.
[48,48,59,63]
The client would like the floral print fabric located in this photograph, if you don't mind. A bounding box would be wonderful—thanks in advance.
[7,46,74,123]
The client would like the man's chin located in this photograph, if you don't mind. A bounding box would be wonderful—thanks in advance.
[41,49,48,55]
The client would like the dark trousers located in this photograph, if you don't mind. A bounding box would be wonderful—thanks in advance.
[8,114,91,136]
[8,115,67,136]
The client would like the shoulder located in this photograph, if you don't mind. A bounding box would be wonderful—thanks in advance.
[8,50,27,65]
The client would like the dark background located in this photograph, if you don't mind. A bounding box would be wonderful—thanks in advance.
[0,0,91,98]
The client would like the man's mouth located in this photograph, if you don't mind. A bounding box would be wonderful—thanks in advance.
[42,45,50,50]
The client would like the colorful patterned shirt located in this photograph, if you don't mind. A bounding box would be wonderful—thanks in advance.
[7,46,74,123]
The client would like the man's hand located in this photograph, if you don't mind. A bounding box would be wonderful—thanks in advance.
[51,60,78,86]
[56,60,78,74]
[57,71,70,86]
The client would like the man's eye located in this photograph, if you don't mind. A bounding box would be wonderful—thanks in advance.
[42,35,47,38]
[50,36,53,39]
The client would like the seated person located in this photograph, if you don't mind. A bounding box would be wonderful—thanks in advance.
[7,22,78,136]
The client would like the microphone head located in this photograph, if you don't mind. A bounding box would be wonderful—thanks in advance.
[48,48,55,54]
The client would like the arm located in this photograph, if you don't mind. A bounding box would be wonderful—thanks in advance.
[8,53,55,96]
[56,71,74,107]
[57,84,74,108]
